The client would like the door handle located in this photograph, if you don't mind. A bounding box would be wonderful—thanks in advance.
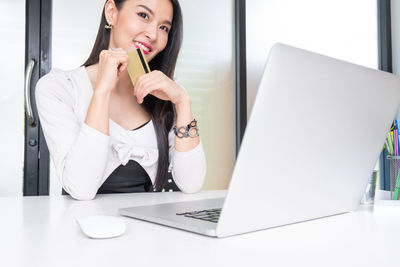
[25,59,35,126]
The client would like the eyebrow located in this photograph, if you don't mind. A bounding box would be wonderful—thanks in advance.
[137,5,172,26]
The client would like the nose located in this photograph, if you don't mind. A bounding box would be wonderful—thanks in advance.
[144,22,157,41]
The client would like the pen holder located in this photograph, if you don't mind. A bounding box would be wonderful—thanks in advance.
[362,170,377,204]
[386,155,400,200]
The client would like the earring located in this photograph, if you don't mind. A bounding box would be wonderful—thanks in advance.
[105,22,112,30]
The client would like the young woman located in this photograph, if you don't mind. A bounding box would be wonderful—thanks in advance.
[35,0,206,200]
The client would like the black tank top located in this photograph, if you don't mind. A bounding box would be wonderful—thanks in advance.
[97,159,152,193]
[98,120,152,193]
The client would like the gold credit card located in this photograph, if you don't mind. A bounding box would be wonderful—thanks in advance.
[127,48,151,86]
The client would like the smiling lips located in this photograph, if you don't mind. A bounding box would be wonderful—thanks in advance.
[134,41,151,54]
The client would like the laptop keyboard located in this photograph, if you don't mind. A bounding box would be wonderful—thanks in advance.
[176,208,221,223]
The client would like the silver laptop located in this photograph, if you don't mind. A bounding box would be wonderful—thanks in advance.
[119,43,400,238]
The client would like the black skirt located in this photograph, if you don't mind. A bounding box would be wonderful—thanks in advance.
[97,160,153,193]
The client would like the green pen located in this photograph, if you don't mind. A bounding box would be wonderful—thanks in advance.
[387,133,394,155]
[393,168,400,200]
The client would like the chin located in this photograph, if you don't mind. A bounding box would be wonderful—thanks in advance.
[147,55,155,63]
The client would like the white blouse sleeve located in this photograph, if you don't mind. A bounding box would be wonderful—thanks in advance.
[168,130,207,193]
[35,71,110,200]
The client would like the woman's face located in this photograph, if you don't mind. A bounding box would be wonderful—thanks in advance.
[106,0,173,62]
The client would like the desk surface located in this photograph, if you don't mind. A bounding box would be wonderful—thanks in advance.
[1,190,399,267]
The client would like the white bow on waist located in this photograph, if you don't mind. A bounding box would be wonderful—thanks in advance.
[112,142,158,167]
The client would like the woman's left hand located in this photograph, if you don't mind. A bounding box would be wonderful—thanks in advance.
[134,70,188,106]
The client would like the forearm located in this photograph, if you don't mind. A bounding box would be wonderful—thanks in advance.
[61,123,110,200]
[85,90,111,135]
[172,142,207,193]
[174,94,200,152]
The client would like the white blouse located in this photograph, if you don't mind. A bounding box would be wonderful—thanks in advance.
[35,66,207,200]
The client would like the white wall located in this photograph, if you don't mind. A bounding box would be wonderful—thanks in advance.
[175,0,234,190]
[0,0,25,196]
[246,0,378,118]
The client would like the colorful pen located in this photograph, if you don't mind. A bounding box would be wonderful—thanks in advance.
[387,133,394,155]
[394,128,398,156]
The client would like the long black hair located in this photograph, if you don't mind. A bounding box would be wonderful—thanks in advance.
[83,0,183,191]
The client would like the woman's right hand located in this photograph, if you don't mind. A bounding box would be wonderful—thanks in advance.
[95,48,129,93]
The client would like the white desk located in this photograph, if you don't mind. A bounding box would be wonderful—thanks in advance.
[1,190,399,267]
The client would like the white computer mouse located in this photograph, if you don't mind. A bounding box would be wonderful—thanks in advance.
[76,215,126,239]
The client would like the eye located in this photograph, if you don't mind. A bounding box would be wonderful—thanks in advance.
[160,25,170,33]
[138,12,149,20]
